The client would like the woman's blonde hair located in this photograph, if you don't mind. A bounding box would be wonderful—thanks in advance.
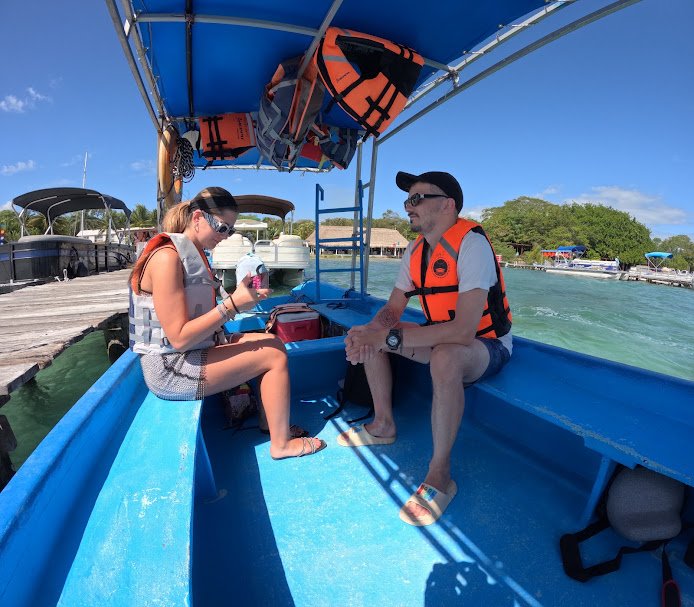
[129,200,193,292]
[162,200,193,233]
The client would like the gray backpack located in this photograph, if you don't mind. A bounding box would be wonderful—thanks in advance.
[560,466,692,606]
[256,55,325,171]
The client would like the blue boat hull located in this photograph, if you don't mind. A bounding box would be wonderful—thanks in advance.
[1,282,692,606]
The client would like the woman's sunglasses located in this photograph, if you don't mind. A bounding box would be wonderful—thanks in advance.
[403,193,448,209]
[202,211,235,235]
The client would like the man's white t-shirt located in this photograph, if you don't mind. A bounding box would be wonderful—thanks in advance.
[395,231,513,354]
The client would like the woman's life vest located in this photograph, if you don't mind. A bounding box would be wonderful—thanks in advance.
[256,55,326,171]
[315,27,424,139]
[129,233,222,354]
[405,219,512,338]
[199,113,257,163]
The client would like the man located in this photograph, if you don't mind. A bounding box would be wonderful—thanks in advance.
[338,171,512,526]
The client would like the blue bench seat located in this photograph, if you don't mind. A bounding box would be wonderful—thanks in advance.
[58,392,214,607]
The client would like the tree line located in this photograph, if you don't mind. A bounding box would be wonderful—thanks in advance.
[480,197,693,269]
[3,198,691,270]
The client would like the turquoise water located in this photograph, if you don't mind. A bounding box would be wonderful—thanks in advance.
[303,257,694,381]
[2,258,693,470]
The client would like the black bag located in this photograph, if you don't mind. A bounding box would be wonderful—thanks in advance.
[325,362,374,422]
[220,383,258,431]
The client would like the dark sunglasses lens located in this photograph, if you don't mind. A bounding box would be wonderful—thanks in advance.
[404,194,421,208]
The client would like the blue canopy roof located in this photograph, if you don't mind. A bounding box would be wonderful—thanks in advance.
[645,252,673,259]
[556,245,587,253]
[125,0,552,169]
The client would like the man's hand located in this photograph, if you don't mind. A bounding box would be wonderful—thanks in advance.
[344,324,388,364]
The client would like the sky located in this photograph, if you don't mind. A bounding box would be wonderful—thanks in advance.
[1,0,693,241]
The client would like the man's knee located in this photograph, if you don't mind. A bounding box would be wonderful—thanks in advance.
[430,343,471,383]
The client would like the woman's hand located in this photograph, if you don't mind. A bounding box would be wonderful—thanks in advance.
[232,273,272,311]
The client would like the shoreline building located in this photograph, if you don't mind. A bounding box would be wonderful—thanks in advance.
[305,226,409,257]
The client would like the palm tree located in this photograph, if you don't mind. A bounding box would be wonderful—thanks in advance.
[130,204,156,227]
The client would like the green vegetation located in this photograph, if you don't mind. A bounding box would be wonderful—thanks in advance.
[481,196,693,268]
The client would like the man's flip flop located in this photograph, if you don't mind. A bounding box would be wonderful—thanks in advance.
[399,480,458,526]
[336,424,396,447]
[271,437,327,460]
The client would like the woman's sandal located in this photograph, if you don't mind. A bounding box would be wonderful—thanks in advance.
[271,437,327,460]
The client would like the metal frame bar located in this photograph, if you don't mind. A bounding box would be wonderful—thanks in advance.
[118,0,167,123]
[363,0,641,286]
[404,0,574,111]
[297,0,343,79]
[135,12,449,73]
[105,0,161,130]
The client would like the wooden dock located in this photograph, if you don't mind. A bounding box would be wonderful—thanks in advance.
[625,270,693,288]
[0,270,131,406]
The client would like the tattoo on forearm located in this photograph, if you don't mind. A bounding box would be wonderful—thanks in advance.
[375,306,398,329]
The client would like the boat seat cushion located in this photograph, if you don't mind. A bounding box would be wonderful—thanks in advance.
[472,338,694,488]
[57,392,204,606]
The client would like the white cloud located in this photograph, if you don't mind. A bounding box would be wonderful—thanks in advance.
[566,186,688,227]
[0,87,51,113]
[27,87,49,102]
[130,160,156,175]
[1,160,36,176]
[534,185,561,198]
[461,205,486,222]
[0,95,26,112]
[2,200,13,211]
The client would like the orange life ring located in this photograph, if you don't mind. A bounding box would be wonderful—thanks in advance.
[157,124,183,210]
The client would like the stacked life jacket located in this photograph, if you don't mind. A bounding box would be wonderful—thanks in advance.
[300,124,362,170]
[256,55,326,171]
[129,233,223,354]
[315,27,424,139]
[199,113,257,164]
[404,219,512,338]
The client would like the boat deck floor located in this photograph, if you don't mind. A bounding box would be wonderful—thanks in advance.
[194,390,693,607]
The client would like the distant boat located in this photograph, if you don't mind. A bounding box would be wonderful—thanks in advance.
[541,246,624,279]
[2,188,134,286]
[211,195,309,288]
[544,258,624,279]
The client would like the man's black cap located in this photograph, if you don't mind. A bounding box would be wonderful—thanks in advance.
[395,171,463,213]
[190,187,238,212]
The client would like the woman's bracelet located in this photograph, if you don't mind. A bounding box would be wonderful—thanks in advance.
[216,303,232,322]
[228,296,241,315]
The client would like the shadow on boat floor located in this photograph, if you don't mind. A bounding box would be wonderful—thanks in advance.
[193,390,693,607]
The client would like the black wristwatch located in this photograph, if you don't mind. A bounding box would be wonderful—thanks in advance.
[386,328,402,351]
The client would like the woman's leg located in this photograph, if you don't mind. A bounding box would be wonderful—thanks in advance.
[204,333,322,458]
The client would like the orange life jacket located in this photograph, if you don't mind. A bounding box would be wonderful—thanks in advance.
[315,27,424,139]
[405,219,512,338]
[199,113,257,162]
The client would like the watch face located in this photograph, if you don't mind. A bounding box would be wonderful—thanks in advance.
[387,332,400,348]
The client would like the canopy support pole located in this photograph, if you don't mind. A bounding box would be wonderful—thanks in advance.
[106,0,162,131]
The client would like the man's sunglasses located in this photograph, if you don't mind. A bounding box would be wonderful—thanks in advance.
[403,193,449,209]
[202,211,235,236]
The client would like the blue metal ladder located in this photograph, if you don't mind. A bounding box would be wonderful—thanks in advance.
[314,182,366,303]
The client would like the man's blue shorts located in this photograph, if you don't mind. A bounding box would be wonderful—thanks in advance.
[465,337,511,386]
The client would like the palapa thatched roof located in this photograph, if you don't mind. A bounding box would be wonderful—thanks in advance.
[305,226,410,248]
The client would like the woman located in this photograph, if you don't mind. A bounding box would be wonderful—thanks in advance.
[129,187,325,459]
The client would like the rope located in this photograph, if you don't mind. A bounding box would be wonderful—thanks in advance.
[171,137,196,182]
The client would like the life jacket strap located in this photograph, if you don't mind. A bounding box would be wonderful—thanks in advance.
[404,285,458,299]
